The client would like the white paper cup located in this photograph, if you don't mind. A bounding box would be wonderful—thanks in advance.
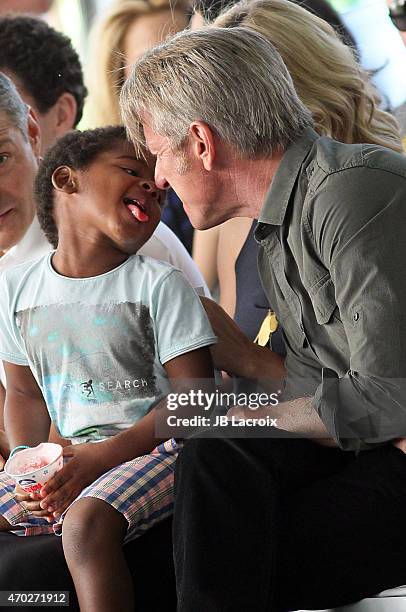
[4,443,63,494]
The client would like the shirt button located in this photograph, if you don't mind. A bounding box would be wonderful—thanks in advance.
[353,312,360,322]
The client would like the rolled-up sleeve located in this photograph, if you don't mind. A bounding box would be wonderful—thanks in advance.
[314,370,406,451]
[311,165,406,450]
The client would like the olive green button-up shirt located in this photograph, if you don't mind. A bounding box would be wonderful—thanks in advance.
[255,127,406,450]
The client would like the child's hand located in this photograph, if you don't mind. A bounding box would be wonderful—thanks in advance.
[39,443,106,518]
[14,484,54,522]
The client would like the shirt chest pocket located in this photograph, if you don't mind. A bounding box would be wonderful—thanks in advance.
[311,277,336,324]
[310,277,348,346]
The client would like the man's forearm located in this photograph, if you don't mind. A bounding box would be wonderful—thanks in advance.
[273,396,334,442]
[201,296,286,383]
[244,343,286,382]
[233,396,336,445]
[224,340,286,391]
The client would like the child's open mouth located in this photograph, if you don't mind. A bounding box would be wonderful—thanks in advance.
[123,197,150,223]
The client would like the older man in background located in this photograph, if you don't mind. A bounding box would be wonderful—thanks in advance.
[121,26,406,611]
[0,74,45,465]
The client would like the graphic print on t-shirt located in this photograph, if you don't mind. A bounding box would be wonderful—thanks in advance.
[16,301,160,440]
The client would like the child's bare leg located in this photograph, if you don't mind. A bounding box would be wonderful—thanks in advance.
[0,515,13,531]
[62,498,133,612]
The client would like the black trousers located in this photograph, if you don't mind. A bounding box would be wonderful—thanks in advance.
[0,517,176,612]
[174,433,406,611]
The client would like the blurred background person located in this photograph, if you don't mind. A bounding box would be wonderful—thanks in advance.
[0,14,87,154]
[87,0,191,127]
[337,0,406,113]
[388,0,406,142]
[0,0,54,14]
[191,0,357,48]
[389,0,406,43]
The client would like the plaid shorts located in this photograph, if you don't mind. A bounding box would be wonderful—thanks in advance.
[0,439,178,543]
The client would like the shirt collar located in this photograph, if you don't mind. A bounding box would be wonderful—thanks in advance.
[0,216,50,273]
[258,127,319,226]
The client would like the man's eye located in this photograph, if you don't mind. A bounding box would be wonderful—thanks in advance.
[0,154,9,165]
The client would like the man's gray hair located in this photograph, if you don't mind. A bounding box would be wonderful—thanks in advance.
[0,72,29,136]
[120,26,313,158]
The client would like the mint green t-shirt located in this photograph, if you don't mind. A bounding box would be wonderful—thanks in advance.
[0,254,216,442]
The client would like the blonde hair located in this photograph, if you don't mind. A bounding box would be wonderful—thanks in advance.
[121,26,313,158]
[214,0,402,152]
[87,0,191,127]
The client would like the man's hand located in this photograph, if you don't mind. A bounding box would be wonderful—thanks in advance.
[200,297,285,379]
[39,443,107,518]
[200,297,256,376]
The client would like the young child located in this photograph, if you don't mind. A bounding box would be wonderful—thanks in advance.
[0,127,216,611]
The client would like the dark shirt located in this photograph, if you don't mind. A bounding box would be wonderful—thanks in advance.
[255,127,406,451]
[234,220,286,356]
[161,190,194,254]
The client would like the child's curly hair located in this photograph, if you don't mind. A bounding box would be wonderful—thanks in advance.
[34,126,131,248]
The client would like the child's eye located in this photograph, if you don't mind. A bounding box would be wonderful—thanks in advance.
[123,167,139,177]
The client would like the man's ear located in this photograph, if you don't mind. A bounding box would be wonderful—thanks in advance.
[51,166,77,194]
[54,93,78,137]
[27,107,41,158]
[189,121,216,171]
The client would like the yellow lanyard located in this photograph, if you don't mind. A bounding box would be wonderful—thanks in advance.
[254,310,279,347]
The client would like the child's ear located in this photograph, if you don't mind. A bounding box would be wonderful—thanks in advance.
[51,166,77,194]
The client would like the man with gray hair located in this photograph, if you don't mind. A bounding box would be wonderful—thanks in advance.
[0,73,47,272]
[121,26,406,610]
[0,73,48,466]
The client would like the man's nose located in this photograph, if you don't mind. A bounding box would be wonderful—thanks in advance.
[154,171,170,191]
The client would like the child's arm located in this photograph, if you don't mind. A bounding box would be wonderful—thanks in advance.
[0,382,5,429]
[39,346,214,519]
[102,345,214,463]
[0,382,8,468]
[3,361,51,448]
[3,362,54,520]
